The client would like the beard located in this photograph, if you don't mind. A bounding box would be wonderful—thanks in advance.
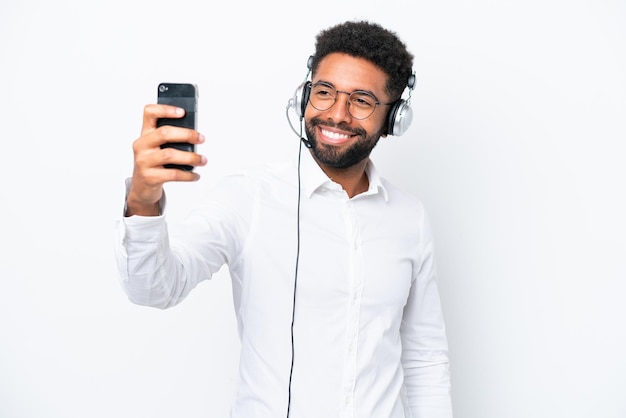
[304,117,385,169]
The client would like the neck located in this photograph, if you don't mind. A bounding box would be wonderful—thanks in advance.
[315,157,370,198]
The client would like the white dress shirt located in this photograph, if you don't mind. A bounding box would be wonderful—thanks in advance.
[115,149,452,418]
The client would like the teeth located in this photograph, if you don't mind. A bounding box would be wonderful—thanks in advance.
[321,128,350,140]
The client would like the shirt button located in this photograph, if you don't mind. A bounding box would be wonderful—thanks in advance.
[344,396,351,406]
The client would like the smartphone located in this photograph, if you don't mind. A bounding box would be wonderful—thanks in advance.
[157,82,198,171]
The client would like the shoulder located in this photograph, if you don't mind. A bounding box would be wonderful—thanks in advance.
[380,177,427,216]
[206,159,298,202]
[379,177,435,241]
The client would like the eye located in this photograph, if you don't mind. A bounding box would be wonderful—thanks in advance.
[350,92,376,108]
[311,83,336,100]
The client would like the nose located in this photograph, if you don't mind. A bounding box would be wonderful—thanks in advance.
[325,90,353,122]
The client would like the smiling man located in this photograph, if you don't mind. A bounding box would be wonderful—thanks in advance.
[115,20,453,418]
[304,52,396,196]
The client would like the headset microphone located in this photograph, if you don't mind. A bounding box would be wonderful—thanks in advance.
[285,98,312,148]
[301,137,312,148]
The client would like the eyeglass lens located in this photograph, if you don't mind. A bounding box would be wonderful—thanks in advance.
[309,83,378,120]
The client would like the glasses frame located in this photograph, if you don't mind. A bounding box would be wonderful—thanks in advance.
[308,81,395,120]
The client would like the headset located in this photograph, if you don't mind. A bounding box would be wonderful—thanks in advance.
[289,55,416,137]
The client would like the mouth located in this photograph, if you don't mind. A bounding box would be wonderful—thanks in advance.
[317,126,357,146]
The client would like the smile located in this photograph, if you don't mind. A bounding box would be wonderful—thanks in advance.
[318,127,354,145]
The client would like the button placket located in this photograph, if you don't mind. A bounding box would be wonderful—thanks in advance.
[340,201,364,418]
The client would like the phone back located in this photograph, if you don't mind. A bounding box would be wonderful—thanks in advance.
[157,82,198,171]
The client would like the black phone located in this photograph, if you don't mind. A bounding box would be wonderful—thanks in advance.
[157,82,198,171]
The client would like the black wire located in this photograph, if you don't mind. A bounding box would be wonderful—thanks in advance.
[286,126,304,418]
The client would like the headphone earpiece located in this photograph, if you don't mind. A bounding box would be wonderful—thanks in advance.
[386,73,416,136]
[293,80,311,119]
[386,99,413,136]
[291,56,314,119]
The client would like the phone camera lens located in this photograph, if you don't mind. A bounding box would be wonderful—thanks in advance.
[159,85,167,93]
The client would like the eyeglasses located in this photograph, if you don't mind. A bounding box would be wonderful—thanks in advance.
[308,82,394,120]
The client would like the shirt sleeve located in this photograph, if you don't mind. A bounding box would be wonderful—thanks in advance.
[400,212,453,418]
[113,176,250,309]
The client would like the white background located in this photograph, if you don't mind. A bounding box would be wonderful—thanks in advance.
[1,0,625,417]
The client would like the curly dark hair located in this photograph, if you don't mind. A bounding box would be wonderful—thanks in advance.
[311,20,414,101]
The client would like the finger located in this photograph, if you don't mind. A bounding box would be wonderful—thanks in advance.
[132,149,205,189]
[157,125,205,145]
[133,135,206,174]
[158,146,208,169]
[135,125,204,152]
[137,163,203,189]
[141,104,185,135]
[143,165,202,184]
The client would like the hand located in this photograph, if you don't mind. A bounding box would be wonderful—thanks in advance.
[126,104,207,216]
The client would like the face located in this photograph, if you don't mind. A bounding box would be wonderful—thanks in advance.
[304,53,391,170]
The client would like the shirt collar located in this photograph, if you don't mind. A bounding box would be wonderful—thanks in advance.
[299,148,389,202]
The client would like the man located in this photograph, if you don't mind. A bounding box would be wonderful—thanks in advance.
[115,20,453,418]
